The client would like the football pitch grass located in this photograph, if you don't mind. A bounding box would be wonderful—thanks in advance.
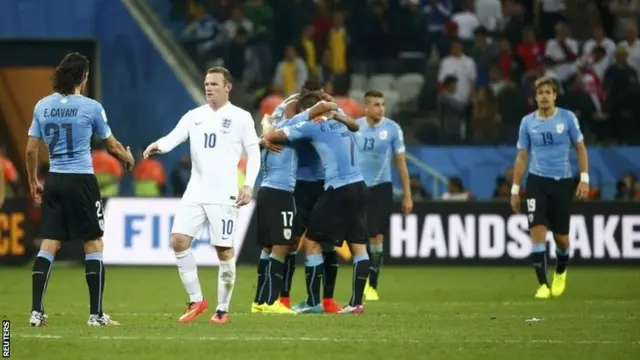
[2,265,639,360]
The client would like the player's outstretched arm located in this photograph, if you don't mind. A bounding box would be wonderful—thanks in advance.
[104,136,135,171]
[145,112,192,158]
[308,101,339,119]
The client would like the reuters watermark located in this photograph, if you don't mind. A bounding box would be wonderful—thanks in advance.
[2,320,9,358]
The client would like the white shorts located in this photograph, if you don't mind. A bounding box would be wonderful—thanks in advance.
[171,201,239,248]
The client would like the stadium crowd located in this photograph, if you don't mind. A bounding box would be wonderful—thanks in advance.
[2,0,640,206]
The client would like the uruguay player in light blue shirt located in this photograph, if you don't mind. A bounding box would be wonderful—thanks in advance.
[354,90,413,301]
[25,53,134,327]
[265,94,370,314]
[510,77,590,299]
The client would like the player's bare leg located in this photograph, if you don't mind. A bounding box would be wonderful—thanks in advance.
[551,234,570,297]
[530,225,551,299]
[252,246,271,312]
[338,243,369,314]
[365,234,383,301]
[29,239,60,326]
[209,246,236,324]
[261,244,296,314]
[173,233,208,323]
[292,236,325,313]
[84,239,119,326]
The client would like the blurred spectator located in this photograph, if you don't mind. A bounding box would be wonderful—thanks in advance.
[298,24,320,80]
[475,0,503,34]
[585,46,610,81]
[470,87,500,143]
[516,26,545,73]
[470,27,499,87]
[133,152,166,197]
[424,0,454,58]
[560,74,597,139]
[602,45,639,142]
[365,2,394,72]
[497,36,525,80]
[398,0,427,55]
[225,28,259,85]
[436,75,467,143]
[312,0,333,55]
[181,2,226,69]
[451,0,479,48]
[538,0,567,40]
[544,22,579,82]
[272,45,308,96]
[609,0,640,39]
[243,0,274,84]
[91,139,123,198]
[438,39,477,106]
[502,1,527,48]
[0,146,19,198]
[324,10,348,93]
[409,174,430,201]
[583,25,616,67]
[618,25,640,77]
[441,176,473,200]
[170,156,191,197]
[224,5,253,40]
[259,93,284,116]
[615,172,640,200]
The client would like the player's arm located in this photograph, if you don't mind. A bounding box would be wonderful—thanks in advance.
[237,114,261,206]
[92,104,135,170]
[25,112,43,201]
[264,110,314,143]
[145,112,192,158]
[569,112,590,195]
[333,109,359,132]
[512,117,530,200]
[392,124,412,213]
[308,101,339,119]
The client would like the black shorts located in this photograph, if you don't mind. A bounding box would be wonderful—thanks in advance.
[525,174,574,234]
[40,172,104,241]
[306,181,368,245]
[256,186,297,246]
[366,182,393,237]
[293,180,324,238]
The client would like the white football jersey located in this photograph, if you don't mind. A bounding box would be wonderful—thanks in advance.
[157,102,259,205]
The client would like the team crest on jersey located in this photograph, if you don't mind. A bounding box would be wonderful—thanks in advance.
[222,118,232,128]
[379,130,388,140]
[283,228,292,240]
[555,123,564,134]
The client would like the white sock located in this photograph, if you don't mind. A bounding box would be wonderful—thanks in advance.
[217,257,236,312]
[175,249,203,303]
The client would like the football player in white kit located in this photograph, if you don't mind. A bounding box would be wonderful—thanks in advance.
[143,67,260,324]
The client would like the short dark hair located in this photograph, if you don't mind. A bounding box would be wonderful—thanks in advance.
[53,52,90,95]
[364,90,384,103]
[297,93,321,112]
[534,76,558,93]
[206,66,233,84]
[302,79,323,93]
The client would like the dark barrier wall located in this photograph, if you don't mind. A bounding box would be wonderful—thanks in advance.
[386,201,640,266]
[0,198,35,265]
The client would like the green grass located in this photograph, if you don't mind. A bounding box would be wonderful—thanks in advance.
[2,265,639,360]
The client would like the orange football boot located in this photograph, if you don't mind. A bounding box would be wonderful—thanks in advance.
[178,299,208,323]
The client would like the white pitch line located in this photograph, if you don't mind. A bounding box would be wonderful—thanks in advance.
[14,334,640,345]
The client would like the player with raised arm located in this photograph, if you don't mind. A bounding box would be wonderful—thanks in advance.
[143,67,260,324]
[355,90,413,301]
[510,77,590,299]
[264,94,369,314]
[254,81,357,313]
[27,52,135,327]
[253,95,336,314]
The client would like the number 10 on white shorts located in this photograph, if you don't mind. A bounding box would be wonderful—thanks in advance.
[172,201,239,247]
